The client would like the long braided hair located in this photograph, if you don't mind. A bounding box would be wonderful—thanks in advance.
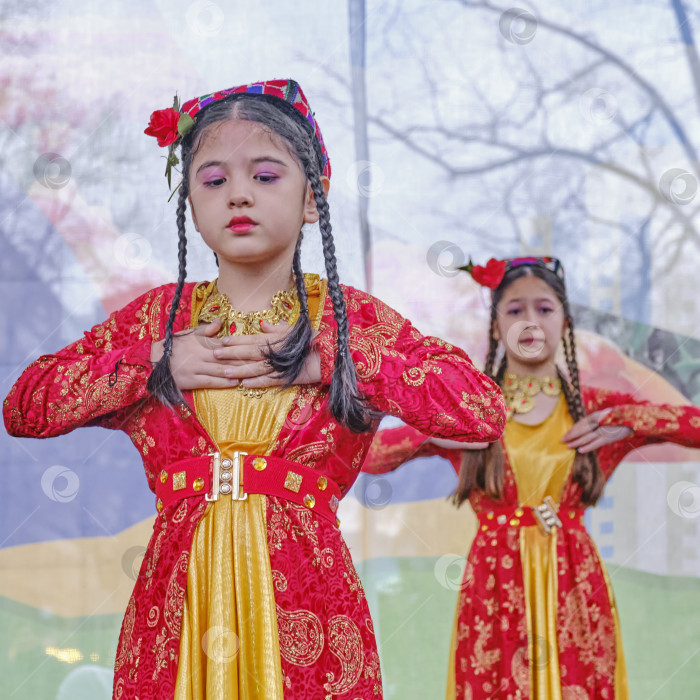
[147,95,374,432]
[453,265,605,506]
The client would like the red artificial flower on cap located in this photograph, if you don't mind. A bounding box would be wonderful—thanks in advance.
[144,108,181,147]
[466,258,507,289]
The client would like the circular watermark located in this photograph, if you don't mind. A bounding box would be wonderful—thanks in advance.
[434,554,472,591]
[41,465,80,503]
[426,240,466,278]
[578,88,618,124]
[513,633,552,670]
[503,321,546,359]
[113,233,152,270]
[346,160,384,198]
[499,8,538,45]
[283,401,315,432]
[33,152,72,189]
[186,0,225,37]
[201,625,239,663]
[667,480,700,519]
[659,168,698,205]
[354,475,393,510]
[121,545,147,581]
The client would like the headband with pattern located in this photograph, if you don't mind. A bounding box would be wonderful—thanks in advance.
[144,79,331,189]
[460,256,565,290]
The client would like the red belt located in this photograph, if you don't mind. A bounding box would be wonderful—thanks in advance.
[155,452,341,526]
[477,497,585,536]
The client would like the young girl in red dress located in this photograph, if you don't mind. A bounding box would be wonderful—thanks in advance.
[3,79,506,699]
[363,256,700,700]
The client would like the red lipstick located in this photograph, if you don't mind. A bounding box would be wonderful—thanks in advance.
[227,216,257,233]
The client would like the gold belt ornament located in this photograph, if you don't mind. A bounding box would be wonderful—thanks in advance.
[533,496,563,535]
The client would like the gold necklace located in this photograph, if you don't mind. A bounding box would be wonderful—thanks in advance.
[198,282,298,337]
[197,281,298,398]
[502,372,561,417]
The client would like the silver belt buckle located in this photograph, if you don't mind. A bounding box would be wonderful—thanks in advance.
[229,451,248,501]
[533,496,562,535]
[205,451,221,502]
[206,451,248,501]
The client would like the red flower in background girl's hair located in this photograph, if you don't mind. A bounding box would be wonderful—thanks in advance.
[144,108,181,147]
[470,258,507,289]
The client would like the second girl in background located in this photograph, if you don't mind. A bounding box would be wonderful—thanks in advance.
[364,256,700,700]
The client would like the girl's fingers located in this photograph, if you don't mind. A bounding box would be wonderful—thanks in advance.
[564,430,599,449]
[562,415,598,441]
[577,435,610,453]
[199,318,223,336]
[213,345,267,362]
[260,319,288,333]
[239,375,286,389]
[177,375,240,390]
[220,332,286,347]
[222,361,275,380]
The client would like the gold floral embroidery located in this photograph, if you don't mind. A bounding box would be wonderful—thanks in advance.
[285,442,327,464]
[607,404,684,433]
[460,390,506,428]
[470,615,501,675]
[190,436,207,457]
[271,570,288,592]
[164,552,188,638]
[558,581,615,676]
[130,404,156,457]
[562,685,590,700]
[325,615,364,695]
[344,298,406,381]
[114,597,137,673]
[362,649,382,696]
[276,605,325,665]
[510,643,529,693]
[341,540,366,603]
[402,366,425,387]
[144,525,166,590]
[130,298,152,341]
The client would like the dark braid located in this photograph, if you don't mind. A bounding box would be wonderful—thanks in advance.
[483,309,499,377]
[263,232,313,382]
[147,184,189,407]
[308,170,377,432]
[562,317,585,422]
[561,314,605,504]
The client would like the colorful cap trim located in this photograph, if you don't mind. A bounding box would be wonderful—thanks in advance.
[459,256,565,290]
[144,79,330,190]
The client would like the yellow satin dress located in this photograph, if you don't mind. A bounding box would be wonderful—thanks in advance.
[173,277,323,699]
[446,395,628,699]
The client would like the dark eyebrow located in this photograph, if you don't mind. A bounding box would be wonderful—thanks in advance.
[251,156,289,167]
[195,156,289,175]
[505,297,557,303]
[195,160,223,175]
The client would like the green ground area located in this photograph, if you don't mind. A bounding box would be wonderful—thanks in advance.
[1,560,699,699]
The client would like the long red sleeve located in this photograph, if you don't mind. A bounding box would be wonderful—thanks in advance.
[3,287,170,438]
[360,423,464,475]
[314,286,506,443]
[585,386,700,460]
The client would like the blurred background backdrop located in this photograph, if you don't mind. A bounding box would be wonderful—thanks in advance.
[1,0,699,697]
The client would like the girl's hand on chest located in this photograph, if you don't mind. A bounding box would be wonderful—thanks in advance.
[217,320,322,389]
[151,318,321,390]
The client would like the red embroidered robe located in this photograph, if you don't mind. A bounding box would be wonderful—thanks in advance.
[3,281,506,699]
